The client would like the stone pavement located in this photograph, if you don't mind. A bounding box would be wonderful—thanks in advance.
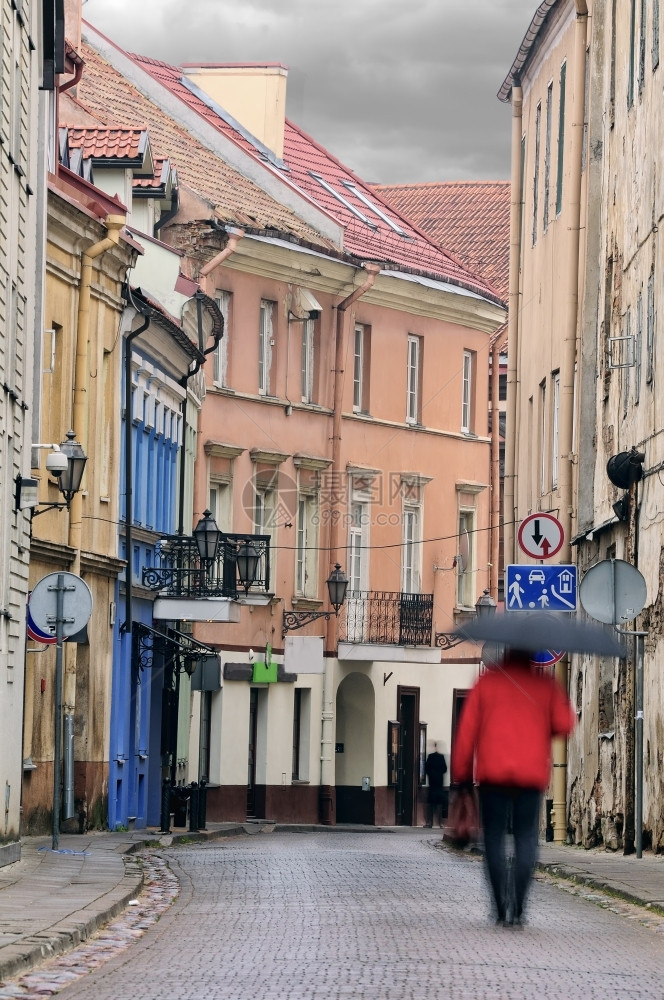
[1,823,663,984]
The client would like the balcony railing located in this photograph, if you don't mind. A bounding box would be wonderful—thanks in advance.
[338,591,433,646]
[142,533,271,599]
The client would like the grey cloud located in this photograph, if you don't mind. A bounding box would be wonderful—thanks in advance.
[85,0,536,183]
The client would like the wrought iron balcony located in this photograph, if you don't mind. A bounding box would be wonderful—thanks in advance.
[338,591,433,647]
[142,533,270,599]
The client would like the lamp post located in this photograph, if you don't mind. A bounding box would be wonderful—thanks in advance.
[282,564,349,636]
[435,589,497,649]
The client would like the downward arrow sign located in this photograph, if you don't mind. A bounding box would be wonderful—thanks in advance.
[532,519,543,545]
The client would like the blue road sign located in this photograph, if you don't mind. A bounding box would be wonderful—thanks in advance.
[530,649,565,667]
[505,564,577,612]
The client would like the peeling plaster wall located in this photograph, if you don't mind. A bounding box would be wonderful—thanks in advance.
[568,0,664,852]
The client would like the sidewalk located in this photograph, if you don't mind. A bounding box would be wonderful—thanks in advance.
[1,825,664,983]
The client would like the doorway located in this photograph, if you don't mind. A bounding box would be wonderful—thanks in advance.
[396,686,420,825]
[247,688,258,818]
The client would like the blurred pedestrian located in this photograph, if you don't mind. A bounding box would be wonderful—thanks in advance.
[424,742,447,828]
[452,649,575,925]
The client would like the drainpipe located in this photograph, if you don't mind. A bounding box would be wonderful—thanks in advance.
[503,84,523,568]
[63,214,126,809]
[319,262,381,826]
[490,325,508,602]
[550,0,588,846]
[122,293,152,633]
[198,226,245,295]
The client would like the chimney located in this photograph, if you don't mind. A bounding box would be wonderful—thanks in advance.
[181,63,288,159]
[64,0,82,55]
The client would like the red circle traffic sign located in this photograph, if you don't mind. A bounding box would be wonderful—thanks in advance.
[517,513,564,560]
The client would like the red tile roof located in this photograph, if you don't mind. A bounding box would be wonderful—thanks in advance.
[372,181,511,300]
[63,126,149,162]
[128,53,503,303]
[133,157,172,190]
[75,42,332,248]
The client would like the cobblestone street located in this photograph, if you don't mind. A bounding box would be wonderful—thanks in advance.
[7,830,659,1000]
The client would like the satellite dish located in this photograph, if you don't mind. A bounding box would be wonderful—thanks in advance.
[580,559,647,626]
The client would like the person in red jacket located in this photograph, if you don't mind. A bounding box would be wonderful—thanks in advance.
[452,648,575,926]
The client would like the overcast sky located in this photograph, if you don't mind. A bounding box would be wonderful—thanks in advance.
[83,0,536,185]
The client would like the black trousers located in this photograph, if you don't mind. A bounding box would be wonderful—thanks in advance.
[426,789,445,827]
[479,785,541,920]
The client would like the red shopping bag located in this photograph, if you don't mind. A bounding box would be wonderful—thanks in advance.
[446,784,479,848]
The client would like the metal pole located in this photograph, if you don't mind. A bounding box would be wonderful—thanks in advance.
[52,575,65,851]
[635,632,644,859]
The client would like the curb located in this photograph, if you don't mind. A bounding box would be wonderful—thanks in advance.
[536,861,664,915]
[0,853,144,983]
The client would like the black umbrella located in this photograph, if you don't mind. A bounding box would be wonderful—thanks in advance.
[453,611,625,657]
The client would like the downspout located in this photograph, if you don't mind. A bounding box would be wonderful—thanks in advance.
[503,84,523,569]
[122,293,152,632]
[198,226,245,295]
[490,325,508,601]
[63,215,126,788]
[320,261,381,826]
[551,0,588,846]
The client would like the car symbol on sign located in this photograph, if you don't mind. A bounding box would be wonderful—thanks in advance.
[528,569,546,584]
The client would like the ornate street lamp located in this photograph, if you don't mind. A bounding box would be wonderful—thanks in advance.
[282,563,349,636]
[57,430,88,506]
[236,539,260,593]
[193,510,222,562]
[14,430,88,516]
[435,589,497,649]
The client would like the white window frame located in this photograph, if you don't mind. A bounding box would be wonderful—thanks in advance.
[551,371,560,489]
[461,350,473,433]
[646,272,655,384]
[540,379,547,496]
[295,492,319,598]
[209,478,232,533]
[214,291,230,387]
[406,335,420,424]
[259,300,274,395]
[301,318,315,403]
[401,505,421,594]
[348,499,369,595]
[456,509,475,609]
[353,325,365,412]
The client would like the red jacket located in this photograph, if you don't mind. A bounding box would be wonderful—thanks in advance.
[452,660,575,791]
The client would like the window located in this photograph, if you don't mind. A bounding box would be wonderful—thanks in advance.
[348,500,368,594]
[639,0,647,92]
[291,688,311,781]
[461,350,475,433]
[635,292,643,404]
[654,0,660,70]
[556,62,566,215]
[646,271,655,383]
[301,318,315,403]
[259,300,274,394]
[402,506,421,594]
[213,291,230,387]
[209,480,232,532]
[552,371,560,489]
[623,308,632,417]
[456,510,474,608]
[406,335,421,424]
[629,0,637,106]
[540,379,547,495]
[544,83,553,231]
[533,101,541,245]
[295,493,319,597]
[353,324,370,412]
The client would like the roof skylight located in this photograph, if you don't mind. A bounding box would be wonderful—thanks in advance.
[341,182,408,235]
[309,172,378,229]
